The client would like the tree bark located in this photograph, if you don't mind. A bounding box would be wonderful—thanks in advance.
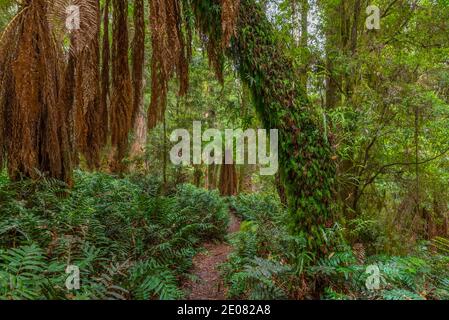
[219,150,238,196]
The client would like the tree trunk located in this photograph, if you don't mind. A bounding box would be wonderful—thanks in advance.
[194,0,337,254]
[129,0,147,172]
[228,0,336,243]
[206,164,218,190]
[299,0,309,91]
[219,150,238,196]
[162,113,167,191]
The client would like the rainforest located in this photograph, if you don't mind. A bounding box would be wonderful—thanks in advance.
[0,0,448,303]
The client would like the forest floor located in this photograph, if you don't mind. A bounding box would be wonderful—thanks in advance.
[185,212,241,299]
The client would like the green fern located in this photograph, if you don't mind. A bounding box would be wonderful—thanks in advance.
[0,245,47,299]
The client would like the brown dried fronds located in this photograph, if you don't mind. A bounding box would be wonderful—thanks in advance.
[110,0,133,172]
[221,0,240,48]
[72,0,102,169]
[58,46,76,167]
[219,149,238,196]
[0,0,72,185]
[48,0,99,54]
[0,5,29,168]
[148,0,189,129]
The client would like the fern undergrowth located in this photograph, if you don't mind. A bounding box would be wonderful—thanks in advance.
[221,193,449,300]
[0,171,228,300]
[0,172,447,300]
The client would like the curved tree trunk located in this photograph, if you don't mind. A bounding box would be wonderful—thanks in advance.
[129,0,147,171]
[234,1,336,247]
[192,0,336,254]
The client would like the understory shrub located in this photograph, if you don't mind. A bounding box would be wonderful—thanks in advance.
[0,171,228,300]
[222,193,449,300]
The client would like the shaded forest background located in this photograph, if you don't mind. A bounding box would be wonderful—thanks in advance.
[0,0,448,300]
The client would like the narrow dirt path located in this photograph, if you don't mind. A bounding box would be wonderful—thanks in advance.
[184,213,240,300]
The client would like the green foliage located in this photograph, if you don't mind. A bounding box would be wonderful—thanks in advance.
[222,192,449,300]
[0,171,228,300]
[226,257,291,299]
[191,0,336,257]
[313,243,449,300]
[229,193,284,221]
[222,193,310,299]
[128,259,184,300]
[173,184,229,241]
[232,0,336,245]
[1,0,448,302]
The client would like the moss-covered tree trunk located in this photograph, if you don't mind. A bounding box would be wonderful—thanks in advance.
[233,0,335,246]
[193,0,336,255]
[219,150,238,196]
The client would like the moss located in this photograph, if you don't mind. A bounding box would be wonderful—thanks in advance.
[192,0,336,256]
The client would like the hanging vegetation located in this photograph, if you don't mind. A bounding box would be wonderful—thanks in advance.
[191,0,225,83]
[99,0,110,148]
[191,0,336,256]
[148,0,189,129]
[110,0,133,172]
[0,0,336,251]
[74,3,102,169]
[221,0,240,48]
[0,0,447,302]
[0,0,73,185]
